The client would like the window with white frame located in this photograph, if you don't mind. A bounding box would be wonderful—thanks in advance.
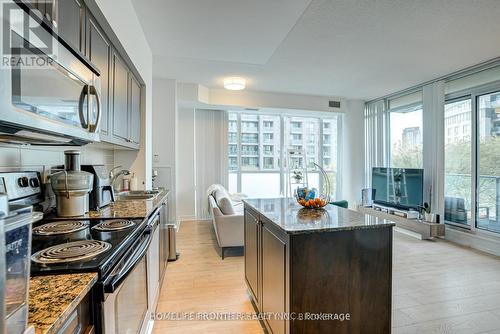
[227,112,341,199]
[388,91,424,168]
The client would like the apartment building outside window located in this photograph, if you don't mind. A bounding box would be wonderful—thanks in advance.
[263,133,274,142]
[227,112,341,198]
[263,145,274,155]
[388,90,424,168]
[263,121,274,129]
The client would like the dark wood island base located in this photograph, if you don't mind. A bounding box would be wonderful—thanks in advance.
[243,198,395,334]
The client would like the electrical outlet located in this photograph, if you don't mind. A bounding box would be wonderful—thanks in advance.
[153,154,160,163]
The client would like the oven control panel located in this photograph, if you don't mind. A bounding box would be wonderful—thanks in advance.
[0,172,42,201]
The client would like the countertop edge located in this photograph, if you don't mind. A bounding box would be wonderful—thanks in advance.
[243,199,396,235]
[29,273,98,334]
[45,275,97,334]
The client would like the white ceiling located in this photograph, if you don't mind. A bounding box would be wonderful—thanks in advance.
[132,0,500,100]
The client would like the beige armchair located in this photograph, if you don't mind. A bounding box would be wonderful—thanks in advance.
[207,185,244,259]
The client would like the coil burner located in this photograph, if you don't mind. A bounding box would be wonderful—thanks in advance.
[33,221,89,236]
[92,220,136,232]
[31,240,111,264]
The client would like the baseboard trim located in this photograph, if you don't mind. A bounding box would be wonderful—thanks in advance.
[178,215,197,221]
[394,227,424,240]
[178,217,211,223]
[445,225,500,257]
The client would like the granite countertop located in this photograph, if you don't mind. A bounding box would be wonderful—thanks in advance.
[28,273,97,334]
[89,189,169,219]
[243,197,395,235]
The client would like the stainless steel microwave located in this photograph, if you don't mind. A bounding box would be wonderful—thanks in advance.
[0,1,101,145]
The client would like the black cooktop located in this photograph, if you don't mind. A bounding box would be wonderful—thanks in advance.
[30,217,146,279]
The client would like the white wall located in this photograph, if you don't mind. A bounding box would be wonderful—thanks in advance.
[341,99,365,208]
[152,78,177,222]
[94,0,153,189]
[176,108,196,220]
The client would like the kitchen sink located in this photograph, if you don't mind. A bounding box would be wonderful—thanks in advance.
[129,190,160,195]
[119,194,155,200]
[117,190,160,201]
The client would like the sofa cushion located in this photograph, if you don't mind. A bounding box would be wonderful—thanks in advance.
[209,196,223,216]
[214,188,235,215]
[232,201,244,215]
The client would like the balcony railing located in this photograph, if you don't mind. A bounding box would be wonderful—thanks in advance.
[444,172,500,231]
[241,138,258,144]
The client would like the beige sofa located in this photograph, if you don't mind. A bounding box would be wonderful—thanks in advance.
[207,185,244,259]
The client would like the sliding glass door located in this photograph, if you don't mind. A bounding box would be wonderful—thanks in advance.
[444,87,500,233]
[444,98,472,226]
[477,91,500,233]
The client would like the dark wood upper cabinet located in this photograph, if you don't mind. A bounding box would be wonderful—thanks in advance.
[35,0,142,149]
[129,75,141,145]
[112,52,130,142]
[86,15,111,137]
[55,0,86,53]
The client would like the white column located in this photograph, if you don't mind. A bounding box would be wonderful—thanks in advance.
[342,99,365,208]
[152,78,177,222]
[422,81,445,216]
[176,107,197,221]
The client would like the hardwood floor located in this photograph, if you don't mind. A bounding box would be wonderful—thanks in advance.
[392,230,500,334]
[153,220,500,334]
[152,220,262,334]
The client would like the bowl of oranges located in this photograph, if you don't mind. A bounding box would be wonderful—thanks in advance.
[295,187,329,209]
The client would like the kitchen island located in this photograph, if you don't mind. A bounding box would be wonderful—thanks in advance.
[243,198,395,334]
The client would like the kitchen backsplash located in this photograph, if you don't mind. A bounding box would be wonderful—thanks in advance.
[0,143,114,177]
[0,143,115,212]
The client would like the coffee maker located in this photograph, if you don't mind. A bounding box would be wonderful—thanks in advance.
[81,165,115,210]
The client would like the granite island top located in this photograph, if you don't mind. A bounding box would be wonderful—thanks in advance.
[243,197,395,235]
[28,273,97,334]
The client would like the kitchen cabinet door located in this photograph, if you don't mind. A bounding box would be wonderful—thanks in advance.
[129,75,141,145]
[244,209,260,307]
[87,15,111,136]
[261,224,286,334]
[56,0,86,53]
[112,52,130,141]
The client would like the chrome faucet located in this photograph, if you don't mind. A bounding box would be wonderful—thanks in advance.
[110,166,131,190]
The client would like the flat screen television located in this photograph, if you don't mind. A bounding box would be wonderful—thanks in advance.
[372,167,424,211]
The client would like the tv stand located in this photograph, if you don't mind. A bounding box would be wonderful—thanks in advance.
[372,204,420,219]
[357,205,445,240]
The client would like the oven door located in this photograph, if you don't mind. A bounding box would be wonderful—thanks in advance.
[0,1,101,145]
[102,227,152,334]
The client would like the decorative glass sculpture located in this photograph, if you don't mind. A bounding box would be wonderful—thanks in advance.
[294,163,331,209]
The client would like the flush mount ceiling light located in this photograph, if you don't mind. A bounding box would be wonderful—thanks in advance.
[224,77,246,90]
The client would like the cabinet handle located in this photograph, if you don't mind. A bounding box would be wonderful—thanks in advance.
[78,85,89,129]
[88,85,101,133]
